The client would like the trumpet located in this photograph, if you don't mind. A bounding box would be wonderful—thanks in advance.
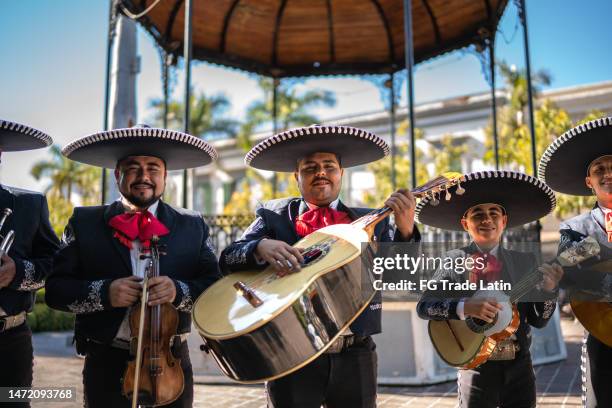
[0,208,15,261]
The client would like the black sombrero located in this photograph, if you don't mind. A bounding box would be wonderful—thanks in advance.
[0,119,53,151]
[538,117,611,196]
[416,170,556,231]
[62,125,218,170]
[245,124,389,171]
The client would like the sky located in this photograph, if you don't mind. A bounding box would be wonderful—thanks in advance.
[0,0,611,191]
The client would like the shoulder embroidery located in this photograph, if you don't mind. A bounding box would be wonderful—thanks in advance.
[18,260,44,291]
[241,217,265,240]
[67,280,105,314]
[176,280,193,312]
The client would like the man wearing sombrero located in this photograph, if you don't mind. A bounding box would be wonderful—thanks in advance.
[539,116,612,407]
[416,170,563,408]
[45,125,221,407]
[0,120,59,406]
[220,124,419,408]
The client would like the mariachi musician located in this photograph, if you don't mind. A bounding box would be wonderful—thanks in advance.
[220,124,419,408]
[538,117,612,407]
[416,170,562,408]
[45,125,221,407]
[0,120,59,407]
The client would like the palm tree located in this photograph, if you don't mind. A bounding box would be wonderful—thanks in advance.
[237,78,336,150]
[30,145,100,203]
[149,91,239,139]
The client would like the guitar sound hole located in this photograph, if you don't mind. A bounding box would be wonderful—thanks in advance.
[301,248,323,265]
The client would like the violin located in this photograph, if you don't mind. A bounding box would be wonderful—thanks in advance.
[122,237,184,407]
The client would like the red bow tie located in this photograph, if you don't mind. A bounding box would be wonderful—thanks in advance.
[605,211,612,243]
[108,210,169,249]
[469,252,503,284]
[295,206,352,237]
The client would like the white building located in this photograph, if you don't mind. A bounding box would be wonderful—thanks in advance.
[190,80,612,214]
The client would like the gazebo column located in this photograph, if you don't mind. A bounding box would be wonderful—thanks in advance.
[182,0,193,208]
[101,0,118,204]
[518,0,537,176]
[402,0,417,189]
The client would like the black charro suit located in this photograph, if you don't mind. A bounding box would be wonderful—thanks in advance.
[46,200,220,408]
[417,244,557,408]
[558,206,612,408]
[0,185,59,406]
[220,197,420,408]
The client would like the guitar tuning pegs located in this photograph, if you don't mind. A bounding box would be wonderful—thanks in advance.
[455,181,465,195]
[445,189,452,201]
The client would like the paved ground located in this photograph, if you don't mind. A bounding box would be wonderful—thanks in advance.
[31,319,584,407]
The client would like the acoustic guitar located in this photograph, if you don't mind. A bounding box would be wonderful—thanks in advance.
[192,172,463,383]
[428,236,601,369]
[570,259,612,347]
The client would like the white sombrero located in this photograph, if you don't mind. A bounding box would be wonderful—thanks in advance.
[62,125,218,170]
[245,124,389,171]
[0,119,53,151]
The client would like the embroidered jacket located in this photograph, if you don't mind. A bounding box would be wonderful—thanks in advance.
[46,200,220,345]
[558,206,612,298]
[0,186,59,316]
[417,243,557,358]
[219,197,421,337]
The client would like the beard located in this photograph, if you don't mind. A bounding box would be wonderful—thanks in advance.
[123,190,163,208]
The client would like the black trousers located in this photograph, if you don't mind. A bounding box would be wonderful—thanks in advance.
[583,334,612,408]
[457,352,536,408]
[82,340,193,408]
[0,323,33,408]
[266,336,377,408]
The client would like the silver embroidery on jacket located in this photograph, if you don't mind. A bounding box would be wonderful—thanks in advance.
[224,245,249,265]
[427,301,450,319]
[61,223,76,248]
[176,281,193,312]
[541,299,556,320]
[67,280,105,314]
[17,260,44,291]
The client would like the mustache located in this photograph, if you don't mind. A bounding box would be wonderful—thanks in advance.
[130,181,155,189]
[311,177,331,185]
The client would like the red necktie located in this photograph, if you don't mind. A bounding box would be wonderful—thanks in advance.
[469,252,503,284]
[605,211,612,243]
[108,210,169,249]
[295,206,352,237]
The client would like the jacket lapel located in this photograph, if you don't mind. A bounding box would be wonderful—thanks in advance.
[154,201,175,275]
[498,246,518,285]
[103,201,132,274]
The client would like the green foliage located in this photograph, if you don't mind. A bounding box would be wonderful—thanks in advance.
[224,78,335,213]
[363,125,429,207]
[149,91,239,139]
[47,193,74,238]
[26,289,74,332]
[483,61,606,218]
[432,134,468,175]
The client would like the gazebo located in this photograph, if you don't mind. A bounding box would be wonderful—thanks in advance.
[101,0,540,205]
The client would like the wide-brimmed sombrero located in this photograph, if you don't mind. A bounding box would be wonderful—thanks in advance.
[0,119,53,151]
[62,125,218,170]
[416,170,556,231]
[245,124,389,171]
[538,117,611,196]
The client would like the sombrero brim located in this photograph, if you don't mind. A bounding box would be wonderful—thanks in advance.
[0,120,52,151]
[416,171,556,231]
[245,125,389,171]
[62,127,218,170]
[538,117,611,196]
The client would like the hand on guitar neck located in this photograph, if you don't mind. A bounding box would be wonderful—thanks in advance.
[383,189,416,239]
[537,263,564,292]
